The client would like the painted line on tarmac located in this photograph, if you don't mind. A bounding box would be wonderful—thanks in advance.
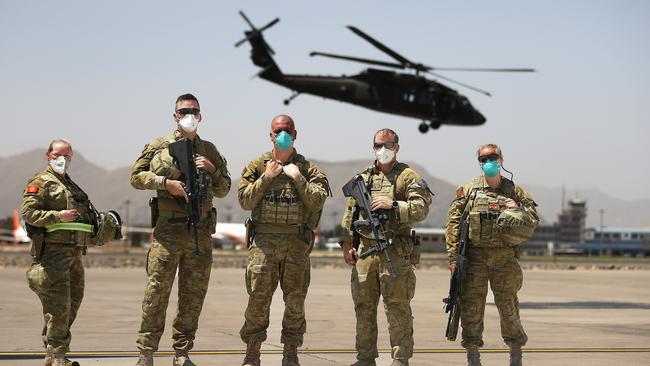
[1,348,649,359]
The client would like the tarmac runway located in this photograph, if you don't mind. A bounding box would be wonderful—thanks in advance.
[1,266,649,365]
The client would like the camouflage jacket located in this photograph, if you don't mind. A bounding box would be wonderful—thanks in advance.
[130,130,231,210]
[238,150,329,231]
[22,166,93,245]
[445,176,539,262]
[340,162,433,255]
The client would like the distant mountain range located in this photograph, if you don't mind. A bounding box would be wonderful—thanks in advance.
[2,149,649,229]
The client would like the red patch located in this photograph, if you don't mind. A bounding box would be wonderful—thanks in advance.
[489,203,499,210]
[456,188,463,198]
[26,186,39,194]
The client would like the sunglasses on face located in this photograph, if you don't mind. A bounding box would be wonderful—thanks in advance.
[273,129,294,135]
[478,153,500,163]
[373,142,397,150]
[176,108,200,116]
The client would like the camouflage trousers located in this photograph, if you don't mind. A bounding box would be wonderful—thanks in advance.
[137,215,214,352]
[26,244,85,354]
[351,246,416,361]
[240,232,313,346]
[460,246,527,348]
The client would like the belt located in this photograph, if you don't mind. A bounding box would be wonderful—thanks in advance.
[254,223,304,234]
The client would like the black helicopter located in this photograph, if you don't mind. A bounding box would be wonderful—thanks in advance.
[235,11,534,133]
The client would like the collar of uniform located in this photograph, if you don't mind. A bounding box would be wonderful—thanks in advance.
[371,160,400,175]
[264,149,299,164]
[478,175,513,193]
[172,130,202,146]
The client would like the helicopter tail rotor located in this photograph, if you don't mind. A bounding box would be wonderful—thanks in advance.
[235,11,279,55]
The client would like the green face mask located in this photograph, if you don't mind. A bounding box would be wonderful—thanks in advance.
[274,130,293,151]
[482,160,500,177]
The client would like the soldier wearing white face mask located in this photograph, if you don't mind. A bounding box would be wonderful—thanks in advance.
[131,93,231,366]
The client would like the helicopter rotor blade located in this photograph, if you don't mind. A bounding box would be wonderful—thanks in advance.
[310,51,405,69]
[239,10,257,31]
[426,71,492,97]
[428,67,536,72]
[346,26,415,68]
[258,18,280,32]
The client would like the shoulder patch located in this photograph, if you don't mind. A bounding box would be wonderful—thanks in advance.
[456,188,464,198]
[26,186,39,194]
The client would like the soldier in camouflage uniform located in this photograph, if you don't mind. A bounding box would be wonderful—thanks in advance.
[239,114,329,366]
[131,94,231,366]
[23,139,91,366]
[445,144,539,366]
[340,129,433,366]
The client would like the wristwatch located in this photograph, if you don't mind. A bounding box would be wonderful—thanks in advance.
[391,200,399,209]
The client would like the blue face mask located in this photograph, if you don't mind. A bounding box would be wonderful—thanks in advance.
[482,160,500,177]
[274,130,293,151]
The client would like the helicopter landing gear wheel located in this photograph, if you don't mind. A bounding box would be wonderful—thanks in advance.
[418,122,429,133]
[430,120,441,129]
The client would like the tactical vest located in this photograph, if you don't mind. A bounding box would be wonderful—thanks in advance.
[43,172,93,246]
[149,135,214,215]
[466,176,516,247]
[251,154,322,231]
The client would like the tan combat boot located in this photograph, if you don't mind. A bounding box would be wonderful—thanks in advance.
[390,359,409,366]
[242,340,261,366]
[467,346,482,366]
[52,353,80,366]
[281,344,300,366]
[135,350,153,366]
[350,360,376,366]
[173,350,196,366]
[510,346,522,366]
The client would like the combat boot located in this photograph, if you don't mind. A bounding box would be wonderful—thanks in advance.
[135,350,153,366]
[282,344,300,366]
[173,351,196,366]
[350,360,376,366]
[242,340,261,366]
[466,346,482,366]
[51,353,80,366]
[510,346,523,366]
[390,359,409,366]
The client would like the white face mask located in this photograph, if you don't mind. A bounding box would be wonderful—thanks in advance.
[374,147,395,165]
[49,156,69,175]
[178,114,199,133]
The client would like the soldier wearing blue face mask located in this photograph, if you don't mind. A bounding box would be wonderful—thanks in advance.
[445,144,539,366]
[238,114,330,366]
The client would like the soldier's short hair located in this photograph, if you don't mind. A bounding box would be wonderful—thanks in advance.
[175,93,200,109]
[477,143,503,160]
[373,128,399,144]
[47,138,72,154]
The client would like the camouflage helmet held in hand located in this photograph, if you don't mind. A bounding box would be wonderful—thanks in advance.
[92,210,123,245]
[497,208,537,245]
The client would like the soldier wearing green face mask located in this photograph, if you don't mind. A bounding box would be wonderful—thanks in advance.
[340,128,433,366]
[445,143,539,366]
[131,93,231,366]
[239,114,330,366]
[22,139,90,366]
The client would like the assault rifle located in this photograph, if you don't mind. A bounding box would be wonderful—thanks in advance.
[168,138,209,255]
[342,174,395,277]
[443,212,470,341]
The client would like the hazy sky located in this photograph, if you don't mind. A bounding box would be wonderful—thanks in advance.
[1,1,648,200]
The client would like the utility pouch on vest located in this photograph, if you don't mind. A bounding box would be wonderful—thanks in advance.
[149,197,159,228]
[26,223,46,261]
[245,217,255,248]
[410,229,421,265]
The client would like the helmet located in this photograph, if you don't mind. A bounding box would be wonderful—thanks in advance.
[92,210,123,246]
[497,208,536,245]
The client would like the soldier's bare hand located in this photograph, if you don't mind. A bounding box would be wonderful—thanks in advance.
[165,179,188,202]
[340,241,357,266]
[282,163,302,181]
[449,263,456,273]
[60,209,79,222]
[265,160,283,178]
[195,155,216,174]
[371,196,393,211]
[505,198,519,209]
